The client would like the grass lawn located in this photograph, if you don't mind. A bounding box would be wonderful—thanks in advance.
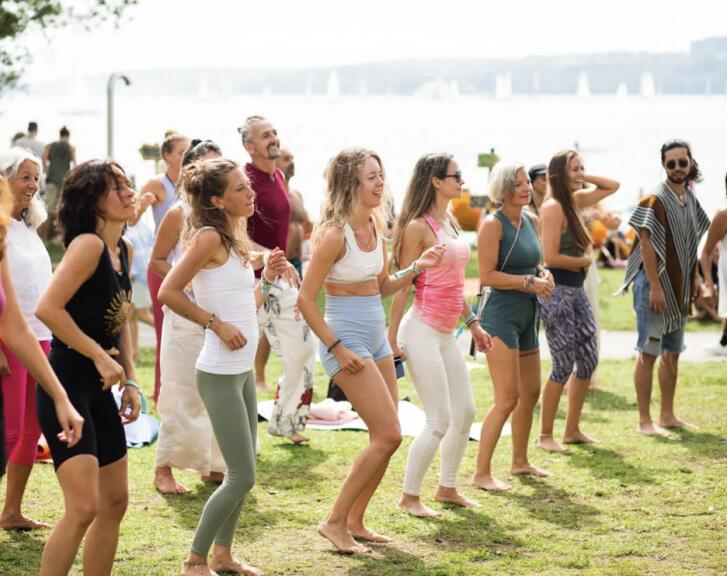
[1,349,725,575]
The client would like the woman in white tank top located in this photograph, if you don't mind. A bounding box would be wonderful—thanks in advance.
[148,140,225,494]
[159,158,288,576]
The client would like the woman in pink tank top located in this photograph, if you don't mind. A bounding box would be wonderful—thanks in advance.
[389,153,492,517]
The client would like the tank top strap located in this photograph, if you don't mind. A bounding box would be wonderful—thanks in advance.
[422,213,442,235]
[162,173,176,194]
[341,223,357,253]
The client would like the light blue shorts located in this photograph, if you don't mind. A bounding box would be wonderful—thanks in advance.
[632,269,685,356]
[319,295,392,378]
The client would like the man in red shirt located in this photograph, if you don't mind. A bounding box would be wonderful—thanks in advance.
[239,116,316,444]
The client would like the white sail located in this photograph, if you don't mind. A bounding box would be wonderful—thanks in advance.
[615,81,628,98]
[326,69,341,101]
[640,72,656,99]
[577,71,590,98]
[495,72,512,99]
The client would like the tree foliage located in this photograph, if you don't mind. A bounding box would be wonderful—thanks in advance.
[0,0,137,90]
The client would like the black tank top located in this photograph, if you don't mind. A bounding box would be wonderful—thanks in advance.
[51,239,132,352]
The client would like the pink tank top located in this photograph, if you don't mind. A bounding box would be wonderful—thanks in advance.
[413,213,471,333]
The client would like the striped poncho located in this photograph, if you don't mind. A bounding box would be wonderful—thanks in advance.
[619,182,710,334]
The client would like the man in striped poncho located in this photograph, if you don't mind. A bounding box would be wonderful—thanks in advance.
[619,140,710,437]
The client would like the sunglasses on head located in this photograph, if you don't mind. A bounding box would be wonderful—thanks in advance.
[442,171,463,183]
[665,158,689,170]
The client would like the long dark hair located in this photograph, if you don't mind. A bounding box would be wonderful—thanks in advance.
[392,153,455,267]
[661,139,702,184]
[57,159,127,247]
[547,150,590,252]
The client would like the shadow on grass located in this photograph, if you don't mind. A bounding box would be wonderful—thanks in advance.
[256,444,330,491]
[427,505,523,551]
[565,445,659,484]
[670,428,727,459]
[345,545,447,576]
[586,389,634,412]
[0,529,50,575]
[502,476,601,528]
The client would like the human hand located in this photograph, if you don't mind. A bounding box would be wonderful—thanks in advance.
[333,344,365,374]
[416,243,446,270]
[532,276,554,299]
[701,283,716,307]
[53,397,84,447]
[388,333,406,360]
[119,385,142,424]
[139,191,156,209]
[94,349,126,391]
[649,285,667,313]
[212,318,247,351]
[470,324,493,352]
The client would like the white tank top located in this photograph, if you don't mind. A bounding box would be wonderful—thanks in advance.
[718,235,727,318]
[326,221,383,284]
[192,247,258,375]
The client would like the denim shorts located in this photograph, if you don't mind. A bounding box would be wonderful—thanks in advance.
[480,290,539,351]
[632,269,685,356]
[319,295,392,377]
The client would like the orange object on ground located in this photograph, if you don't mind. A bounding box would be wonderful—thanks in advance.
[450,192,482,231]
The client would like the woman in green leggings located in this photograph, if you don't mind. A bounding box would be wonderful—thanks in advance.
[159,158,289,576]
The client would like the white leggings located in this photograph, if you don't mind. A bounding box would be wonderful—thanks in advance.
[400,313,476,495]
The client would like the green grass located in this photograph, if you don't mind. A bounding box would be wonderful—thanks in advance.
[1,350,725,575]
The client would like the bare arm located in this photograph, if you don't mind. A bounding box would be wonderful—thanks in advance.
[35,234,125,389]
[700,209,727,302]
[70,145,77,166]
[639,228,666,313]
[1,257,84,446]
[541,200,591,271]
[131,178,163,224]
[42,144,50,171]
[378,241,445,298]
[149,205,184,277]
[386,219,430,357]
[116,239,141,423]
[573,174,620,209]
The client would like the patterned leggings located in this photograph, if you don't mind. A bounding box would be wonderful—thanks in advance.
[540,284,598,384]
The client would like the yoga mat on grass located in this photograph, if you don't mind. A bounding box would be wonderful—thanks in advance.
[257,399,510,440]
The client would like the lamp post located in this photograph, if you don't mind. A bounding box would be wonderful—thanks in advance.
[107,73,131,159]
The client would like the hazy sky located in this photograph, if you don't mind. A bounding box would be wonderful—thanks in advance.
[20,0,727,81]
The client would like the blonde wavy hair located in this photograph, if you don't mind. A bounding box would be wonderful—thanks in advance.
[315,147,387,243]
[181,158,252,263]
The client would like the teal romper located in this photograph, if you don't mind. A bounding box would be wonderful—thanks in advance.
[480,210,541,350]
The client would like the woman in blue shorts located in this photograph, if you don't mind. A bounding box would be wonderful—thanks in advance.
[298,148,443,554]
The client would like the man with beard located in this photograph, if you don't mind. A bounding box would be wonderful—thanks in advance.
[276,147,312,278]
[239,116,316,444]
[620,140,709,437]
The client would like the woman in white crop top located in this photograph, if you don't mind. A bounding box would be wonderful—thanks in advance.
[159,158,287,576]
[298,148,445,554]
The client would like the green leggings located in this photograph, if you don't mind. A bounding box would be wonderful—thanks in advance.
[191,369,257,556]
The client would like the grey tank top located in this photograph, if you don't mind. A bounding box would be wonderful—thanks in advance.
[46,141,72,186]
[494,210,541,276]
[559,226,584,257]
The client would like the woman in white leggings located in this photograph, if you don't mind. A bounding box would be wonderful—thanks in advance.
[389,153,492,517]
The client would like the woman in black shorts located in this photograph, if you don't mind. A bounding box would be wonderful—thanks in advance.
[35,160,142,576]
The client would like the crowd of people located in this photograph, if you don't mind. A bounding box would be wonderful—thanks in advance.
[0,118,717,575]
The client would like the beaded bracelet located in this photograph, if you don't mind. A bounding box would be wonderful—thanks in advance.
[204,313,216,330]
[464,313,478,327]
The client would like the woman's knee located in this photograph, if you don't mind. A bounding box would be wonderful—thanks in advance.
[67,499,99,528]
[97,490,129,523]
[373,428,402,455]
[493,392,519,414]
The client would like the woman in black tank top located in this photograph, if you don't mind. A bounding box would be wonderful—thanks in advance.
[35,160,142,576]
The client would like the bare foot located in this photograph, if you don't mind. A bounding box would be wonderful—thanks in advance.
[210,558,263,576]
[290,432,310,444]
[180,560,217,576]
[536,435,567,453]
[317,521,370,554]
[434,487,479,508]
[510,464,550,477]
[659,417,698,430]
[638,422,672,437]
[471,474,511,492]
[155,468,191,494]
[348,526,392,543]
[201,472,225,484]
[255,380,270,392]
[563,431,600,445]
[398,494,441,517]
[0,514,51,531]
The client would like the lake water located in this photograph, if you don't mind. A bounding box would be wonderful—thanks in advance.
[2,92,724,217]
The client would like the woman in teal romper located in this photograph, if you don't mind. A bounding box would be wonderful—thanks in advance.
[472,161,554,492]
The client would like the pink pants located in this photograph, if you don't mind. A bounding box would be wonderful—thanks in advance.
[1,340,50,467]
[147,267,164,403]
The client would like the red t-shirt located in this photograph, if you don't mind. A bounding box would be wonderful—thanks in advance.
[245,162,291,254]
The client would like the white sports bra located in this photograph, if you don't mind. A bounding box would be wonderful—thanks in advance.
[326,221,384,284]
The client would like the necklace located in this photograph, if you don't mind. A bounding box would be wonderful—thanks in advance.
[352,221,374,250]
